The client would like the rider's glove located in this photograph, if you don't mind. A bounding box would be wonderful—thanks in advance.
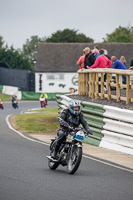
[87,129,93,135]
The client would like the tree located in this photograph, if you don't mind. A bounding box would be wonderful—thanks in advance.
[0,36,5,48]
[46,29,94,43]
[0,45,34,71]
[22,35,46,60]
[103,26,133,43]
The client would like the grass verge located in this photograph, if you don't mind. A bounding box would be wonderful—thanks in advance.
[0,93,12,101]
[11,107,60,134]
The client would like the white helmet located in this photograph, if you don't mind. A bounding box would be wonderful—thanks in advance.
[68,100,80,115]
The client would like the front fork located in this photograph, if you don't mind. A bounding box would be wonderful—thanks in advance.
[69,140,82,159]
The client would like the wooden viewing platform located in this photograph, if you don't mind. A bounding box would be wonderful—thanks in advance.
[78,68,133,104]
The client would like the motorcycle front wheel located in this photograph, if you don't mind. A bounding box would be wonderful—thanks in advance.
[48,141,59,170]
[67,146,82,174]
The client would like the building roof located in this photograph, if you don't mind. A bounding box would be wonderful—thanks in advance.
[35,43,133,72]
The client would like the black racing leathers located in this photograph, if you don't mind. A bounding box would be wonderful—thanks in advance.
[84,52,95,69]
[54,109,92,153]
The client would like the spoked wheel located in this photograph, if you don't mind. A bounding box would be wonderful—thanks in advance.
[48,141,59,170]
[67,146,82,174]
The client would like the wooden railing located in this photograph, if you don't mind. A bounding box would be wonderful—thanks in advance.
[78,68,133,104]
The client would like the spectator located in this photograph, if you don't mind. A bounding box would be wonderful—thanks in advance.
[111,56,127,70]
[103,49,111,60]
[83,47,95,69]
[120,56,126,66]
[88,49,112,69]
[88,49,112,92]
[77,49,85,69]
[94,45,99,50]
[111,56,127,84]
[92,48,100,59]
[129,57,133,70]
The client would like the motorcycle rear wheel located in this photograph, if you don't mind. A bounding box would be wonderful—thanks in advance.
[67,146,82,174]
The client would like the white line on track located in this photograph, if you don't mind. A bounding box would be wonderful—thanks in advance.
[6,115,133,173]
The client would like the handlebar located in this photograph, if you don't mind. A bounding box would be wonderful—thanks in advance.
[58,117,93,135]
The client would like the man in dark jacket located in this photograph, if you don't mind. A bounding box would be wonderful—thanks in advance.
[51,100,93,159]
[83,47,96,69]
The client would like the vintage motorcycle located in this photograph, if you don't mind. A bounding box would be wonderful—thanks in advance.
[46,117,88,174]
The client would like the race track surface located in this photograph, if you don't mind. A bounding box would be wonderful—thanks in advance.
[0,101,133,200]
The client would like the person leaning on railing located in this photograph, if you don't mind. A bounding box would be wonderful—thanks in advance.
[86,49,112,92]
[77,49,85,69]
[111,56,127,85]
[87,49,112,69]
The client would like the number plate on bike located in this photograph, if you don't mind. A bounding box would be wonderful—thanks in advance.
[75,130,85,141]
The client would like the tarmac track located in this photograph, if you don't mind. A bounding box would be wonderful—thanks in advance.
[0,101,133,200]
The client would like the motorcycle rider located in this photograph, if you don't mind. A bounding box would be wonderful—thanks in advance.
[40,93,48,107]
[51,100,93,159]
[11,95,18,108]
[12,95,16,102]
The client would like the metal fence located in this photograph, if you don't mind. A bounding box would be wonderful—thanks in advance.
[0,67,35,91]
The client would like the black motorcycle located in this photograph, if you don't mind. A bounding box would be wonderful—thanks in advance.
[46,117,88,174]
[12,100,18,109]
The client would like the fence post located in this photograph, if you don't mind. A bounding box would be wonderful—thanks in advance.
[78,73,81,95]
[107,73,111,100]
[126,75,131,104]
[116,74,120,102]
[101,73,104,99]
[89,73,92,98]
[92,72,95,99]
[95,73,99,99]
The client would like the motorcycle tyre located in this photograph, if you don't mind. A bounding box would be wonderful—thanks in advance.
[67,146,82,175]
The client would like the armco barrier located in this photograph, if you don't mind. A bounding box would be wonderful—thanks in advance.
[56,94,133,155]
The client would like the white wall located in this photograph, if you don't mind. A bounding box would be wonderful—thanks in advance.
[35,72,78,93]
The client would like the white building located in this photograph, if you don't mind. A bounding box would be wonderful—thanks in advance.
[35,43,82,94]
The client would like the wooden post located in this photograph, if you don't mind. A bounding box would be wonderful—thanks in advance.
[78,73,81,95]
[101,73,104,99]
[89,73,92,98]
[116,74,120,102]
[92,72,95,99]
[79,73,84,95]
[82,73,85,95]
[85,73,89,96]
[126,75,131,104]
[107,73,111,100]
[95,72,99,99]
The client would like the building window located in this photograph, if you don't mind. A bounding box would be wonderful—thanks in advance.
[47,73,64,80]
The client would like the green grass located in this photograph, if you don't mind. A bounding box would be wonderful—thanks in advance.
[15,107,60,133]
[0,93,12,101]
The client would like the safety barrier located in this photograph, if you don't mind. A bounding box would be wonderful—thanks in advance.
[56,94,133,155]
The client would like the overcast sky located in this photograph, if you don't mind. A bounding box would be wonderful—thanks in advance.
[1,0,133,49]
